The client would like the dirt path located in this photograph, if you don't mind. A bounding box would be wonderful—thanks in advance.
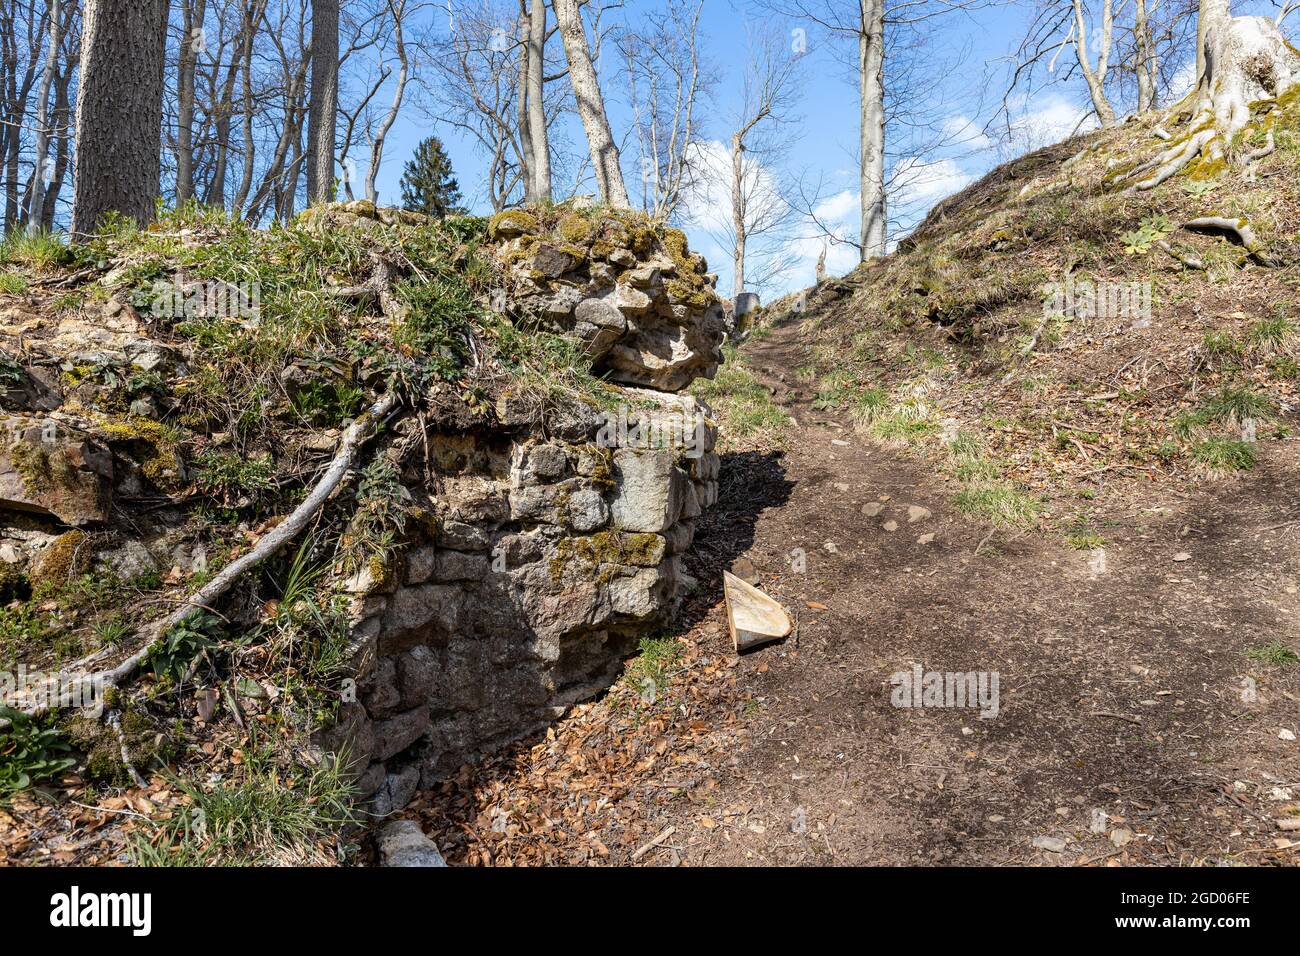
[412,318,1300,867]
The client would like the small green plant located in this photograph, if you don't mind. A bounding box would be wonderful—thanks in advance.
[623,636,681,700]
[0,350,24,384]
[93,615,131,646]
[128,742,356,865]
[0,271,27,295]
[1246,315,1294,353]
[1269,356,1299,380]
[0,229,74,272]
[1181,180,1218,199]
[1120,215,1174,256]
[1201,385,1272,427]
[1191,437,1256,470]
[953,483,1042,527]
[193,451,277,508]
[343,458,410,573]
[850,388,889,428]
[1201,330,1244,360]
[151,613,222,683]
[1065,527,1105,550]
[1246,641,1299,666]
[870,400,937,444]
[0,707,76,800]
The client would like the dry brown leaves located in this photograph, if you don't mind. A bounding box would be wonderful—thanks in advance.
[409,617,747,866]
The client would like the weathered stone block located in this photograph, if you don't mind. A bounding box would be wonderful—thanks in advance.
[397,645,438,708]
[360,657,401,718]
[434,550,489,582]
[374,706,431,761]
[0,416,113,525]
[610,449,684,533]
[371,764,421,817]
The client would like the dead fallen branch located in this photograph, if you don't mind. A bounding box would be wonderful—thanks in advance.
[1,392,402,726]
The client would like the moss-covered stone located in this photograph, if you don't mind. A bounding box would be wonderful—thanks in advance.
[488,210,540,241]
[557,213,596,245]
[29,530,91,593]
[95,415,183,486]
[548,530,666,583]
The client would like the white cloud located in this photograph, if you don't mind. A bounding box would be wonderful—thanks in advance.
[1166,59,1197,105]
[813,189,856,222]
[891,157,974,210]
[942,115,993,152]
[1002,95,1097,158]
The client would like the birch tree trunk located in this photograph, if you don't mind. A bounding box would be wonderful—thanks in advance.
[306,0,339,205]
[554,0,628,207]
[525,0,550,201]
[1134,0,1156,112]
[71,0,169,235]
[27,0,60,232]
[731,131,746,293]
[858,0,886,260]
[1073,0,1117,127]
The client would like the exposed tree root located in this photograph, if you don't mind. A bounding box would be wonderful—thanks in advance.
[1115,15,1298,195]
[1155,239,1206,270]
[0,392,403,727]
[1184,216,1274,265]
[107,709,149,788]
[1121,126,1217,193]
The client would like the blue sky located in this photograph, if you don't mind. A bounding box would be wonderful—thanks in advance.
[362,0,1286,298]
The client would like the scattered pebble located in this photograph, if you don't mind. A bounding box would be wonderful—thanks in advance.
[1281,729,1296,741]
[1173,552,1191,562]
[1032,836,1068,853]
[882,520,898,532]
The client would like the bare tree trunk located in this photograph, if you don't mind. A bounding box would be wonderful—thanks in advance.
[859,0,886,260]
[365,0,407,205]
[731,130,745,293]
[72,0,169,235]
[176,0,207,205]
[1196,0,1230,86]
[1073,0,1117,127]
[525,0,550,201]
[1134,0,1156,112]
[231,2,261,215]
[40,39,73,230]
[554,0,628,206]
[517,4,535,201]
[27,0,60,232]
[306,0,339,204]
[1197,0,1230,91]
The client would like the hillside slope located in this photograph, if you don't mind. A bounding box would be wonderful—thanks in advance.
[750,95,1300,531]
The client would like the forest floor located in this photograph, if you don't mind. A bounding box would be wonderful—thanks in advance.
[406,314,1300,867]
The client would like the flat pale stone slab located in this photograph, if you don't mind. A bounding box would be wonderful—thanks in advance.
[723,571,792,652]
